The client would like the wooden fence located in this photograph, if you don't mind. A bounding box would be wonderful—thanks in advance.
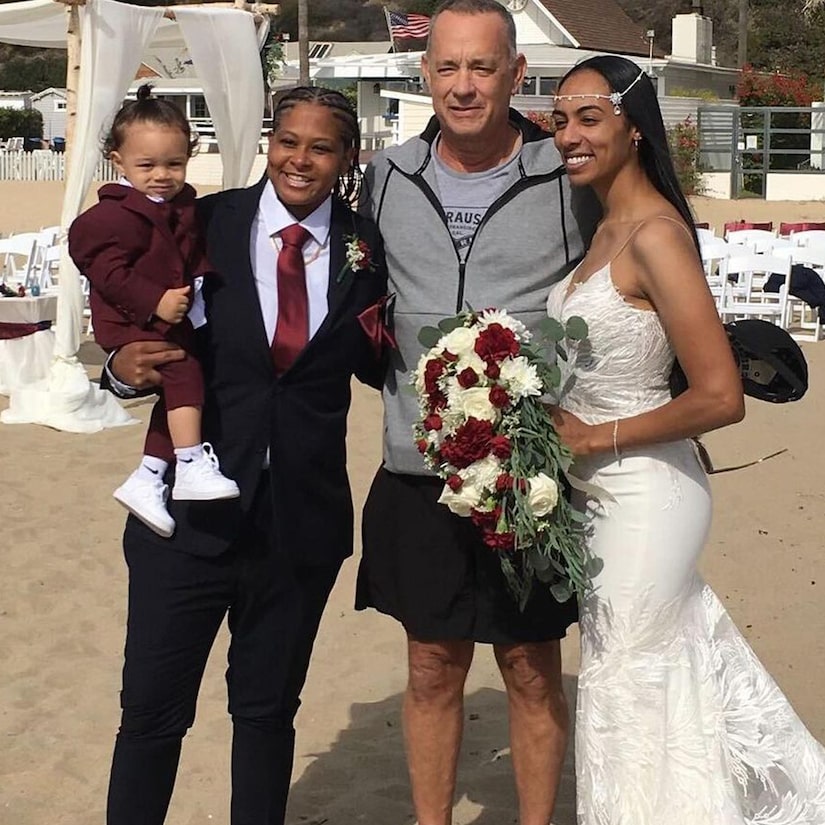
[0,151,117,182]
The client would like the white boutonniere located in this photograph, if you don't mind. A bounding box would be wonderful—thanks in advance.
[338,234,376,282]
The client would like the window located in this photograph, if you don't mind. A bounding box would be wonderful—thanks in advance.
[190,95,209,119]
[54,99,67,111]
[538,77,557,97]
[519,76,536,96]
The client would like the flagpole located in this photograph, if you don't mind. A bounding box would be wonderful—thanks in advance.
[383,6,397,53]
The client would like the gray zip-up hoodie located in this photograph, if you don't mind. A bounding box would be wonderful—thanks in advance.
[363,109,600,475]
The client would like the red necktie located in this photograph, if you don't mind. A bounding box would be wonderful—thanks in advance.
[272,223,311,374]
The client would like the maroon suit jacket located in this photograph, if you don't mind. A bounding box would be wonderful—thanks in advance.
[68,182,211,350]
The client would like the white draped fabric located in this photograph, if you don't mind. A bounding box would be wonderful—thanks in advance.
[176,7,265,190]
[0,0,187,49]
[0,0,267,432]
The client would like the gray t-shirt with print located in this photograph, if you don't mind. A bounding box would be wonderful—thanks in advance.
[431,142,522,262]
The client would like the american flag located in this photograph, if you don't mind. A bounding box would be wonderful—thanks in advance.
[387,10,431,40]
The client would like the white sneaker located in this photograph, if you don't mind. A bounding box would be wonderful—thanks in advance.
[172,443,240,501]
[113,469,176,538]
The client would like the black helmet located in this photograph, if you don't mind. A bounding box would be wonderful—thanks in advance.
[670,319,808,403]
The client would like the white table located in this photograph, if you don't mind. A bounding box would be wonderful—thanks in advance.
[0,294,57,395]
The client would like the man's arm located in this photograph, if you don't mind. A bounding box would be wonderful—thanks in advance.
[100,341,186,398]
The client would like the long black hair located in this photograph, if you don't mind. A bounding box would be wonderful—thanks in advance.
[558,55,700,254]
[272,86,362,204]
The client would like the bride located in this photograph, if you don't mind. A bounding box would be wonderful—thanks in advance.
[546,55,825,824]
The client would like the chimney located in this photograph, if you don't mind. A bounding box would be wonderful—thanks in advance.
[671,9,713,64]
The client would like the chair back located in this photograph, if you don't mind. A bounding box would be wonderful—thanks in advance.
[724,221,773,235]
[780,221,825,236]
[726,229,776,254]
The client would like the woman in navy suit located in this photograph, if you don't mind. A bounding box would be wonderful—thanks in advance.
[102,87,389,825]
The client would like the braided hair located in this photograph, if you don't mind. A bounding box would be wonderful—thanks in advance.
[103,83,198,158]
[272,86,362,203]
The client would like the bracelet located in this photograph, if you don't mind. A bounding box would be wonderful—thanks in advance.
[612,419,621,459]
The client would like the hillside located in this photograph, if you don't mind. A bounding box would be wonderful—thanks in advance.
[0,0,823,91]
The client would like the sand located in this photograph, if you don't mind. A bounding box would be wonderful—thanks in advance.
[0,183,823,825]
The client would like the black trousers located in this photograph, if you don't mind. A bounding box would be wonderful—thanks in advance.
[106,476,341,825]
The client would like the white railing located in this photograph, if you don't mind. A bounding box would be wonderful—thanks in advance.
[0,151,118,182]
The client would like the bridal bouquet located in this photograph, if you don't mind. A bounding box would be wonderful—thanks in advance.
[412,308,594,608]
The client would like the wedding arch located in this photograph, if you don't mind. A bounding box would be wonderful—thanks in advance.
[0,0,276,432]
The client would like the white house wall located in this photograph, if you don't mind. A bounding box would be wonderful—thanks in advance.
[31,94,66,140]
[398,98,434,144]
[512,4,568,46]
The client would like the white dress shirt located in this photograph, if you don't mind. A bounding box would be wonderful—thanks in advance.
[252,182,332,345]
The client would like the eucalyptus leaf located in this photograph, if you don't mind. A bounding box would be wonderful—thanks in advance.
[550,582,573,602]
[417,326,443,348]
[537,316,566,342]
[438,316,465,334]
[565,316,588,341]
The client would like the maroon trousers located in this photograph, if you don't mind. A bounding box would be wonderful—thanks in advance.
[144,352,205,462]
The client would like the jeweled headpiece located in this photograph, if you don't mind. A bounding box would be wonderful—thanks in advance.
[553,69,645,115]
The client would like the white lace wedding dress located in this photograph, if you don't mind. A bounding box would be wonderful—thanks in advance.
[546,263,825,825]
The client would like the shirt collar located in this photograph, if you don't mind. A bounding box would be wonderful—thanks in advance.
[117,176,166,204]
[259,180,332,246]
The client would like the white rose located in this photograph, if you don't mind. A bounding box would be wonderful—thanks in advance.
[459,387,499,422]
[438,481,483,517]
[499,357,542,399]
[527,473,559,517]
[454,351,488,377]
[413,352,430,394]
[440,326,478,358]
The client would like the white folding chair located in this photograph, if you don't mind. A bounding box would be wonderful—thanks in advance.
[719,253,792,328]
[695,227,719,246]
[0,232,39,286]
[725,229,777,254]
[772,245,825,341]
[699,238,729,291]
[790,230,825,248]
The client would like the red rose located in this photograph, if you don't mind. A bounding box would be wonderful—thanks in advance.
[429,390,448,411]
[490,435,512,459]
[489,386,510,409]
[457,367,479,388]
[495,472,513,492]
[474,323,519,363]
[482,530,516,551]
[424,359,445,394]
[416,438,429,454]
[471,505,501,530]
[442,350,459,363]
[423,413,443,431]
[446,474,463,491]
[440,417,494,469]
[485,361,500,380]
[357,240,371,267]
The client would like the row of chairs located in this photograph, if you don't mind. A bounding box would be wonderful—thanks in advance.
[698,226,824,342]
[696,220,825,237]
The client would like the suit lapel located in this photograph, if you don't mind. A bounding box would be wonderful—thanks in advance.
[208,177,273,374]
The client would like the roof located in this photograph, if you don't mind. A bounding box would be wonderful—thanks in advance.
[536,0,654,57]
[30,87,67,101]
[283,41,393,60]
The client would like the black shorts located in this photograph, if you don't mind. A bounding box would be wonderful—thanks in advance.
[355,468,578,645]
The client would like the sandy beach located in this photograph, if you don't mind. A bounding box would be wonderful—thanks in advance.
[1,183,824,825]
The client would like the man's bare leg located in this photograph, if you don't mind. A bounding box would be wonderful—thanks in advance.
[403,636,475,825]
[494,640,568,825]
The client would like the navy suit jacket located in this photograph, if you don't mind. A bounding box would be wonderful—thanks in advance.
[119,177,389,564]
